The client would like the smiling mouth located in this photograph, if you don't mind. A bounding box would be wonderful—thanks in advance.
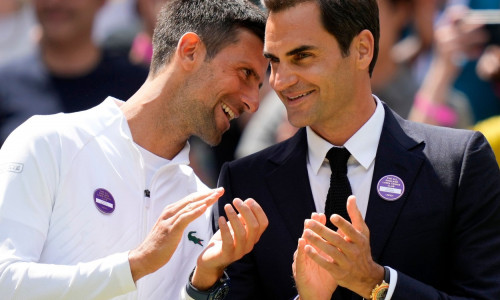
[222,102,236,121]
[287,90,314,101]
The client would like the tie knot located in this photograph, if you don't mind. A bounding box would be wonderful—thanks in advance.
[326,147,351,174]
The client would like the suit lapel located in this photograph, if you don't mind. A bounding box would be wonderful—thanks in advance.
[365,105,425,261]
[265,128,317,241]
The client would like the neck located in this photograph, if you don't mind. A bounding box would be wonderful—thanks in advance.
[312,91,376,146]
[121,70,190,160]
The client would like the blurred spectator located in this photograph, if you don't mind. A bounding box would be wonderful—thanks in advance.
[93,0,140,47]
[0,0,36,66]
[129,0,167,66]
[410,0,500,126]
[0,0,148,145]
[408,4,482,127]
[452,0,500,123]
[389,0,442,70]
[99,0,167,67]
[371,0,420,118]
[474,44,500,165]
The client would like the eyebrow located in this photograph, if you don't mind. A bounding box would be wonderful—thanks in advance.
[264,45,318,60]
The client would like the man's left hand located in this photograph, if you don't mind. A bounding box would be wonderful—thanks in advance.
[191,198,268,290]
[302,196,384,299]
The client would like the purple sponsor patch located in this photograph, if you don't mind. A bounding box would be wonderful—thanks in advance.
[377,175,405,201]
[94,188,115,214]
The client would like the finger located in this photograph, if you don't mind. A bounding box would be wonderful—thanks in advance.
[296,238,309,274]
[218,216,234,254]
[169,188,223,226]
[168,191,218,225]
[303,228,346,266]
[304,241,335,264]
[233,199,259,248]
[304,219,342,246]
[165,188,224,219]
[346,196,366,233]
[172,203,209,229]
[225,201,246,247]
[311,212,326,225]
[331,197,368,244]
[244,198,268,241]
[304,244,337,275]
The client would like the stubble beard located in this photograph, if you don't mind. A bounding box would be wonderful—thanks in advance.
[189,100,224,147]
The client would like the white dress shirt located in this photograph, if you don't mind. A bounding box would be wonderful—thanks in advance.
[304,95,397,299]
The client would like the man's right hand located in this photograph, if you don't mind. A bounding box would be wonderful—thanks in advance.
[128,188,224,282]
[293,213,337,300]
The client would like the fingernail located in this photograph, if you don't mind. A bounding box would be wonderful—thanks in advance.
[225,203,235,213]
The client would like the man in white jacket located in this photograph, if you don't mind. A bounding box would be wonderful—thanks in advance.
[0,0,269,299]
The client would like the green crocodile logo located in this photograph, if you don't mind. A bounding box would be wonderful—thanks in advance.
[188,231,203,246]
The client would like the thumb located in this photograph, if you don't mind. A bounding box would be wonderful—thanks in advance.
[346,195,367,233]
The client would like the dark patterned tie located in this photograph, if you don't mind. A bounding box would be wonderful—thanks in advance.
[324,147,352,231]
[325,147,354,300]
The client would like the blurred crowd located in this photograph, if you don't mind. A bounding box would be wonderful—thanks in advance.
[1,0,499,188]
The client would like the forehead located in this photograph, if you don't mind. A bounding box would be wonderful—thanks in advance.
[214,29,267,70]
[264,2,330,54]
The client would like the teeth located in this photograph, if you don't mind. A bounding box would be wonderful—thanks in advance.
[288,90,313,100]
[221,103,235,120]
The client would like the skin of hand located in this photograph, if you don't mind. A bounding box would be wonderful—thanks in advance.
[128,188,225,282]
[408,5,489,126]
[302,196,384,299]
[191,197,269,290]
[477,45,500,82]
[293,213,337,300]
[434,6,489,70]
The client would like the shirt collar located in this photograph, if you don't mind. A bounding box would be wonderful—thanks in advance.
[307,95,385,174]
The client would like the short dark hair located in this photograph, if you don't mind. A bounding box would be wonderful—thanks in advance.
[262,0,380,76]
[150,0,266,76]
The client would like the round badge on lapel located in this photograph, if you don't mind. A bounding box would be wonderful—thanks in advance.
[94,188,115,214]
[377,175,405,201]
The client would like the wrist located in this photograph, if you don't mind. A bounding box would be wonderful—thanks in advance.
[186,268,230,300]
[361,264,385,299]
[367,266,390,300]
[191,265,225,291]
[128,249,150,282]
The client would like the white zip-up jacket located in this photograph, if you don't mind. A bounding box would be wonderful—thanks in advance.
[0,97,211,299]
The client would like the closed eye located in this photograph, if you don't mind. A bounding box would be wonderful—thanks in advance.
[243,68,253,78]
[293,52,312,61]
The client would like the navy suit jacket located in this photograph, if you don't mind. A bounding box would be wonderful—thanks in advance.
[214,104,500,300]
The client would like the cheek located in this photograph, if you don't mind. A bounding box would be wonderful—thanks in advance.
[223,77,245,96]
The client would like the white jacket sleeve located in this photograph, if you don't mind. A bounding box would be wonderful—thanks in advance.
[0,119,136,299]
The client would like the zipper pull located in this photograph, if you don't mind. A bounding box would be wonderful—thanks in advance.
[144,189,151,209]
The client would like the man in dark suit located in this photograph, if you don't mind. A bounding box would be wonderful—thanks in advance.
[213,0,500,299]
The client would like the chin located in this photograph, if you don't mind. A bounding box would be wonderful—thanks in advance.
[287,117,309,129]
[198,132,224,147]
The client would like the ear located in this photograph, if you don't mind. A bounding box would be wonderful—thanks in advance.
[175,32,206,71]
[354,29,374,72]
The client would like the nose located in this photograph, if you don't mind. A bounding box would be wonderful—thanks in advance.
[269,63,297,93]
[241,85,260,113]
